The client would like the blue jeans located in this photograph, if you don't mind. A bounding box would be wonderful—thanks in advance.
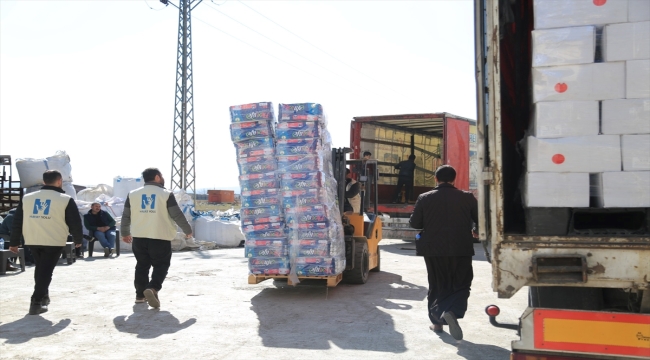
[94,230,116,249]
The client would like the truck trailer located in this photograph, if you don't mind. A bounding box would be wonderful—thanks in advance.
[475,0,650,359]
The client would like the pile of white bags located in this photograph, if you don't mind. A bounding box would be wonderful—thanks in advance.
[16,151,77,199]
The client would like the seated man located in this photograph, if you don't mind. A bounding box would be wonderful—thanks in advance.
[1,208,33,269]
[83,203,117,257]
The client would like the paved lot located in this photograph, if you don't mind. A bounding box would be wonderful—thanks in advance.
[0,240,527,359]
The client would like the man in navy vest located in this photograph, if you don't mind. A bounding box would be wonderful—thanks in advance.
[10,170,83,315]
[121,168,193,308]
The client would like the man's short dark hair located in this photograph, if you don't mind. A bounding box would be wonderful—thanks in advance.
[408,154,416,161]
[363,151,371,157]
[346,168,351,175]
[43,170,62,185]
[142,168,162,182]
[435,165,456,183]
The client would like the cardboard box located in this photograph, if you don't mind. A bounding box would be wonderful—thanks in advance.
[207,190,235,203]
[600,171,650,207]
[532,101,599,138]
[629,0,650,22]
[627,60,650,99]
[533,62,625,102]
[524,172,589,207]
[526,135,621,172]
[533,0,627,30]
[603,21,650,62]
[601,99,650,134]
[622,134,650,171]
[532,26,595,67]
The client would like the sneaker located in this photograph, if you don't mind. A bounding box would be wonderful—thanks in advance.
[135,297,146,303]
[442,311,463,340]
[104,248,110,258]
[109,248,115,257]
[144,288,160,308]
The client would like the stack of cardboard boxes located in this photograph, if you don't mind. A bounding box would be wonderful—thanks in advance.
[524,0,649,208]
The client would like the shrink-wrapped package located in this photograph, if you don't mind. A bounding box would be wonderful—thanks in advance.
[598,171,650,207]
[532,26,595,67]
[627,60,650,99]
[523,172,590,208]
[526,135,621,172]
[622,134,650,171]
[601,99,650,135]
[532,62,625,102]
[531,101,599,138]
[533,0,627,30]
[603,21,650,62]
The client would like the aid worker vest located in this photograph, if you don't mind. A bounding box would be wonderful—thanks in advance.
[22,189,72,246]
[128,185,177,241]
[346,179,361,214]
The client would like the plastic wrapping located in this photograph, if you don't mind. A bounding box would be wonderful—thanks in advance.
[523,172,590,208]
[526,135,622,173]
[237,155,277,175]
[275,121,321,139]
[248,257,290,275]
[601,99,650,135]
[230,102,274,122]
[240,188,282,207]
[532,62,625,102]
[278,103,323,117]
[239,172,278,191]
[276,138,321,155]
[532,26,595,67]
[531,101,599,138]
[629,0,650,22]
[230,120,274,142]
[621,134,650,171]
[598,171,650,207]
[626,60,650,99]
[533,0,627,30]
[603,21,650,62]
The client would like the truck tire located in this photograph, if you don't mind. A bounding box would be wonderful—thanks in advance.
[343,238,369,284]
[370,246,380,272]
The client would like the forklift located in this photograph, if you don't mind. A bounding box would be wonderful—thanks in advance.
[332,148,382,284]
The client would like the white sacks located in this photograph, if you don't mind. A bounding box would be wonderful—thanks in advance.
[526,135,621,172]
[524,172,589,207]
[622,134,650,171]
[15,151,74,188]
[113,177,143,200]
[77,184,114,202]
[626,60,650,99]
[533,62,625,102]
[533,0,628,30]
[603,21,650,61]
[532,26,595,67]
[194,216,245,248]
[601,99,650,134]
[531,101,599,138]
[598,171,650,207]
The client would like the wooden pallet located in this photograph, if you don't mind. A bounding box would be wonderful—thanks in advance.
[248,273,343,287]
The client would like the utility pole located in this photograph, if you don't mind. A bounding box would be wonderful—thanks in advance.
[160,0,202,197]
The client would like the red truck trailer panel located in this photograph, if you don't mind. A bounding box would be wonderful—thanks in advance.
[443,117,470,191]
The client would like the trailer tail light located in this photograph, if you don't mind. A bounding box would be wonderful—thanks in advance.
[511,353,593,360]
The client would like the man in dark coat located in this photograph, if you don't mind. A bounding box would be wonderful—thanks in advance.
[409,165,478,340]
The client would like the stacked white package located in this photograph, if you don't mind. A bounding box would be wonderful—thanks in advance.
[621,134,650,171]
[531,101,599,138]
[629,0,650,22]
[532,62,625,102]
[532,26,595,67]
[599,171,650,207]
[603,21,650,61]
[601,99,650,134]
[626,60,650,99]
[533,0,627,30]
[526,135,621,173]
[524,172,590,207]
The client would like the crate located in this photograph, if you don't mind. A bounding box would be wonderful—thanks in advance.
[248,273,343,287]
[208,190,234,203]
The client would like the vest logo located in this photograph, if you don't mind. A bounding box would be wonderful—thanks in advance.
[33,199,51,215]
[141,194,156,210]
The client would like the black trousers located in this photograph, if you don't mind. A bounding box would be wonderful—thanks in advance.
[132,237,172,298]
[394,177,413,202]
[30,246,64,302]
[424,256,473,325]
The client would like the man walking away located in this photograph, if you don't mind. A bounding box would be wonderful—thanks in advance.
[121,168,192,308]
[10,170,83,315]
[393,154,416,203]
[409,165,478,340]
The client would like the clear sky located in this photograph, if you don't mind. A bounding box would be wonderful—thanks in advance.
[0,0,477,192]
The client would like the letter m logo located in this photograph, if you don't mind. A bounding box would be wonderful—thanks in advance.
[33,199,51,215]
[141,194,156,210]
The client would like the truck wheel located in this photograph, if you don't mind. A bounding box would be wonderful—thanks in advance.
[370,246,380,272]
[343,238,369,284]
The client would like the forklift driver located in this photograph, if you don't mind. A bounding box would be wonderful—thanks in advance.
[344,168,361,215]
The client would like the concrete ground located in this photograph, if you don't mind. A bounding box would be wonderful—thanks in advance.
[0,240,527,360]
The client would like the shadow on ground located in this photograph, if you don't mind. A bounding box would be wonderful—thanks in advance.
[0,315,71,344]
[437,331,511,359]
[113,304,196,339]
[250,271,426,353]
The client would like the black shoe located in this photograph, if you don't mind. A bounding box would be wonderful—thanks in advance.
[104,248,110,258]
[6,262,19,272]
[29,301,48,315]
[42,295,50,306]
[442,311,463,340]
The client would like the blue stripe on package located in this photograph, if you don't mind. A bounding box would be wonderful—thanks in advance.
[230,120,274,141]
[275,138,320,156]
[279,103,323,117]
